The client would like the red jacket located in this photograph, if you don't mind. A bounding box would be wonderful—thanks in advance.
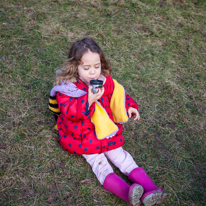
[56,75,138,155]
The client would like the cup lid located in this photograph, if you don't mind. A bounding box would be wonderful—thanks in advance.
[90,80,103,85]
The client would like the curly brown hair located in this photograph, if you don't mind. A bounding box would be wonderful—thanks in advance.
[55,37,112,85]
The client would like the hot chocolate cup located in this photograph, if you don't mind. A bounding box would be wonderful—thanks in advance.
[90,80,103,94]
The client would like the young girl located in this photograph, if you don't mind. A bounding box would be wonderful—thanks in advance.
[49,37,167,206]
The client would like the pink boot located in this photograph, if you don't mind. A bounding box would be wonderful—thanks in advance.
[103,173,144,205]
[128,167,167,206]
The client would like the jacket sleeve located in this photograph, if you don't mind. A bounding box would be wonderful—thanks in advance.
[125,94,139,111]
[56,92,95,121]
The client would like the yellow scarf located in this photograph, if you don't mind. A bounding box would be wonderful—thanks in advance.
[92,79,128,139]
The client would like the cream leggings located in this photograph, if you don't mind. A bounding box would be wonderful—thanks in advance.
[82,147,138,185]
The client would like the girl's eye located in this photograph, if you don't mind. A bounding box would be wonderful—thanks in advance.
[95,66,100,69]
[84,68,89,70]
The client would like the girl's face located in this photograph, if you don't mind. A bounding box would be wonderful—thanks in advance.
[78,51,101,85]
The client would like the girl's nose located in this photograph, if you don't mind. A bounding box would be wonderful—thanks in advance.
[90,67,95,74]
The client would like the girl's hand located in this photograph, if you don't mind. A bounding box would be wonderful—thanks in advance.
[128,107,140,121]
[88,86,104,107]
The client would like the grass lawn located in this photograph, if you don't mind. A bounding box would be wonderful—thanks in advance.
[0,0,205,205]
